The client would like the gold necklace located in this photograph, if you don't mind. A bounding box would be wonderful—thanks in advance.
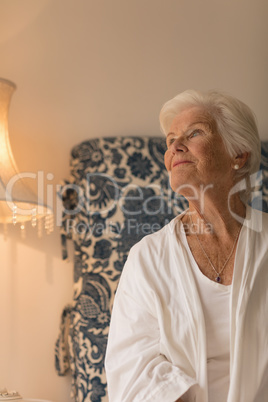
[189,213,242,283]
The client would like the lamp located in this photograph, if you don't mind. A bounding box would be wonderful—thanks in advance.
[0,78,53,235]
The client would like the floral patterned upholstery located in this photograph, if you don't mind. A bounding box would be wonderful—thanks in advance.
[55,137,268,402]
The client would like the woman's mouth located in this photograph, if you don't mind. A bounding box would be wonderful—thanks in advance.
[173,160,193,168]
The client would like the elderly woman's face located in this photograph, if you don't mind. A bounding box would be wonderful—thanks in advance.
[164,106,234,197]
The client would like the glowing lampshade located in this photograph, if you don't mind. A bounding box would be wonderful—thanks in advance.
[0,78,52,233]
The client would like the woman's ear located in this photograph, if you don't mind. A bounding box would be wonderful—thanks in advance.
[233,152,249,170]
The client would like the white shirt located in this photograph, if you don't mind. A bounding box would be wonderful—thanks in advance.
[189,247,231,402]
[105,206,268,402]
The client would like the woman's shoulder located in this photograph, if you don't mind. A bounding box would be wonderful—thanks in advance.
[119,215,184,293]
[122,213,183,272]
[246,205,268,235]
[130,213,182,252]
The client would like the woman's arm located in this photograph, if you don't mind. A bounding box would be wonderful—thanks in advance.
[105,246,197,401]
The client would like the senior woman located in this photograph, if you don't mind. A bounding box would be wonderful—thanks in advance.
[105,90,268,402]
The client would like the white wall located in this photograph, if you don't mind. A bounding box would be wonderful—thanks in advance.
[0,0,267,401]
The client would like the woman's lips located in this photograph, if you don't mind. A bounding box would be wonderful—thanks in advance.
[173,160,193,167]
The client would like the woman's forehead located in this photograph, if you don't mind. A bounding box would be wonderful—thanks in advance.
[168,106,214,133]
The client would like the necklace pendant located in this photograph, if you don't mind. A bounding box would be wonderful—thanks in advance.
[216,276,221,283]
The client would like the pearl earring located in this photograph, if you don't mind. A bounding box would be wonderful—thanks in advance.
[234,164,240,170]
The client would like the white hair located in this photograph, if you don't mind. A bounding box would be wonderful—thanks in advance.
[159,89,261,179]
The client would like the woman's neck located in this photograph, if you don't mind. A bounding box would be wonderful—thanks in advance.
[187,192,246,237]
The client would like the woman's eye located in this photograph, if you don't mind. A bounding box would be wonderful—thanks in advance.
[190,130,202,138]
[166,137,175,147]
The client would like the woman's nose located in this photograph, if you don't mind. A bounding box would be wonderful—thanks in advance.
[170,137,188,153]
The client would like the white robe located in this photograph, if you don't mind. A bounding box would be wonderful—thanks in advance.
[105,207,268,402]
